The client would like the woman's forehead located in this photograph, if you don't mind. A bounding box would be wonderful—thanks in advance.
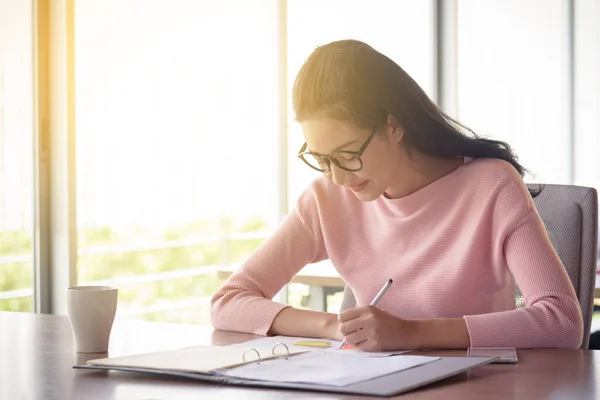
[300,118,365,152]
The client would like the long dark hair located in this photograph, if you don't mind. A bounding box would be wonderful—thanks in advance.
[292,39,540,196]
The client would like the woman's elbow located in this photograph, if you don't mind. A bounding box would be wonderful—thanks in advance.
[553,310,584,349]
[209,291,231,331]
[562,317,583,349]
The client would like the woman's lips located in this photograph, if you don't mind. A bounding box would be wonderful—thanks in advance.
[348,181,367,192]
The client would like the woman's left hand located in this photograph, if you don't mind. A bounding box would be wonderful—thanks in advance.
[338,305,420,351]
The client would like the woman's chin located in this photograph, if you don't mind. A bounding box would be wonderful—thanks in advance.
[352,188,382,202]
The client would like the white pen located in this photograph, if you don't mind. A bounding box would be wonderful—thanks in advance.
[337,278,394,350]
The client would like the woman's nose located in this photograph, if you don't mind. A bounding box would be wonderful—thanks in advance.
[329,164,353,186]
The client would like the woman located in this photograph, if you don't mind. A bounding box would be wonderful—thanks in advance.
[210,40,583,350]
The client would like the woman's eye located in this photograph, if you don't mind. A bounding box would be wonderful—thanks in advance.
[338,153,358,161]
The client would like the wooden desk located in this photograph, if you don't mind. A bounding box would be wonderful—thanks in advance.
[1,311,598,399]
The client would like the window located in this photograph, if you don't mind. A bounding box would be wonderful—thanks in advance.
[573,0,600,190]
[456,0,571,183]
[0,0,35,311]
[75,0,282,323]
[2,0,599,318]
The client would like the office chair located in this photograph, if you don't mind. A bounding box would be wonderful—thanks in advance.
[340,184,599,349]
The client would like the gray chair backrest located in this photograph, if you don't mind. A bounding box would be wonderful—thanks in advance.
[340,183,598,349]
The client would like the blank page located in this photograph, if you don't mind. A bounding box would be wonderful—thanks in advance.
[87,345,308,373]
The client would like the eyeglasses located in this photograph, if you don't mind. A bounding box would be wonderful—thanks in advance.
[297,127,378,173]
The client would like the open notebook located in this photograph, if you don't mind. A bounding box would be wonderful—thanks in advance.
[75,339,497,397]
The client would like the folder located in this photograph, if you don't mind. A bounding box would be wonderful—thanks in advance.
[74,342,497,397]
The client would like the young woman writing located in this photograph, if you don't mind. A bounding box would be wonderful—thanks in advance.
[210,40,583,351]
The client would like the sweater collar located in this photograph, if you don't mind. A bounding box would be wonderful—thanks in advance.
[377,157,474,217]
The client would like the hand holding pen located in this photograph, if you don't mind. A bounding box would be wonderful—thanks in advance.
[337,279,393,350]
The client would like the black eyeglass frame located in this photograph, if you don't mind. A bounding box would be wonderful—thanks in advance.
[297,126,378,173]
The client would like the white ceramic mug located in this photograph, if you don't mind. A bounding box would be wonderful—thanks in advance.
[67,286,118,353]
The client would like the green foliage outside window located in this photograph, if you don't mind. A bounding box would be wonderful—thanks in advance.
[0,217,268,323]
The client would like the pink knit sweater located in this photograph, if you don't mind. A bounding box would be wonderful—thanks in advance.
[211,158,583,348]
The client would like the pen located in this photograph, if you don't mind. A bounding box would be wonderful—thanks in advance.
[337,278,394,350]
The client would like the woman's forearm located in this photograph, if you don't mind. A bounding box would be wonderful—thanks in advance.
[415,318,471,349]
[269,307,342,340]
[269,308,471,349]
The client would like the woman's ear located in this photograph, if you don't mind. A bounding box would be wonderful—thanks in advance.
[387,115,404,143]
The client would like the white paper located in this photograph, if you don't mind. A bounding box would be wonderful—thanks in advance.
[87,345,308,373]
[218,351,439,387]
[228,336,410,357]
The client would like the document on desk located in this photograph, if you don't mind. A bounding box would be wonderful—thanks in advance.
[217,351,439,387]
[78,340,495,396]
[229,335,409,357]
[86,345,309,373]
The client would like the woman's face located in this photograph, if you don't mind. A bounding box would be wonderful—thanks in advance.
[300,117,405,201]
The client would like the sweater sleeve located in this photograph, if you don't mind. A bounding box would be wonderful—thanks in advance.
[210,184,328,335]
[464,174,583,349]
